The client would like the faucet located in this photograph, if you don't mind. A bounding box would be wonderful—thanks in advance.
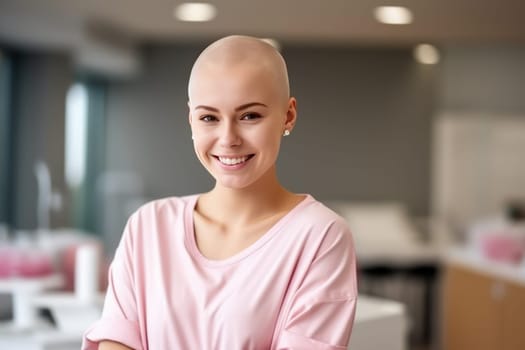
[34,161,51,231]
[34,161,61,231]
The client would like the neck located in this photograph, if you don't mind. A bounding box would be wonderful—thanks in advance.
[199,168,293,226]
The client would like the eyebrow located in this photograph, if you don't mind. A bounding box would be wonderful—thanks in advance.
[194,102,268,112]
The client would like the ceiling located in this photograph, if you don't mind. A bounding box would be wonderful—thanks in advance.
[1,0,524,51]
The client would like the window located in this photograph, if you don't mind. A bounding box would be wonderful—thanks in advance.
[64,80,106,233]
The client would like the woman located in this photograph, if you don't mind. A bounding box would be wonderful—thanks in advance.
[83,35,357,350]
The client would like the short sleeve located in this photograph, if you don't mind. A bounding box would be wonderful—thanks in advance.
[275,220,358,349]
[82,214,144,350]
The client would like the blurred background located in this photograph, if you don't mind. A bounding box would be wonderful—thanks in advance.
[0,1,524,349]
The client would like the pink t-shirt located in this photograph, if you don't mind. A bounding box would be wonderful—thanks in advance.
[83,194,357,349]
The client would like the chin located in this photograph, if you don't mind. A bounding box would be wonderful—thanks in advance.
[208,163,275,191]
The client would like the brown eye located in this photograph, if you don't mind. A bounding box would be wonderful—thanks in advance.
[241,113,262,121]
[200,115,218,122]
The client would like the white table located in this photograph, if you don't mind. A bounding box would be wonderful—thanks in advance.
[0,321,81,350]
[0,291,104,350]
[349,295,407,350]
[0,275,63,329]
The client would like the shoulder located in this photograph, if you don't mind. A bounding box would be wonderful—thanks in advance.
[289,195,354,251]
[128,194,197,223]
[297,195,352,234]
[120,194,198,244]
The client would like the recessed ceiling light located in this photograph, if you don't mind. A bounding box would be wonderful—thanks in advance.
[374,6,413,25]
[174,2,217,22]
[414,44,440,64]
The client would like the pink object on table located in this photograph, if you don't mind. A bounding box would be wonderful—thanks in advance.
[481,232,525,264]
[0,249,14,277]
[18,251,54,277]
[0,247,54,278]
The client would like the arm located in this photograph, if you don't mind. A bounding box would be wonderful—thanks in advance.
[99,341,134,350]
[82,214,144,350]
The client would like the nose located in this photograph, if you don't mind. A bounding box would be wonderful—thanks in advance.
[218,121,241,147]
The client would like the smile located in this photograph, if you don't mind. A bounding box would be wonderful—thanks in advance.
[215,155,254,166]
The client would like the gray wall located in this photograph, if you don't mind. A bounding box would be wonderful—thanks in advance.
[281,47,436,215]
[0,50,12,225]
[439,45,525,115]
[11,52,72,230]
[105,44,437,216]
[105,45,212,197]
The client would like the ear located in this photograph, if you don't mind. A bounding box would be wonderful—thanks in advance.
[284,97,297,131]
[187,101,192,126]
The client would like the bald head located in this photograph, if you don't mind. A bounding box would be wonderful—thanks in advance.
[188,35,290,107]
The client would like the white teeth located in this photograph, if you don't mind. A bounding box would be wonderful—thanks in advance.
[218,156,249,165]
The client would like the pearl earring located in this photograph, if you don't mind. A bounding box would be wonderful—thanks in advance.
[283,130,290,136]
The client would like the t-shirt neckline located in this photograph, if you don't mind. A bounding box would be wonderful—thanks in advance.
[184,193,313,267]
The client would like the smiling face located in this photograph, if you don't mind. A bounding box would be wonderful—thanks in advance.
[188,36,296,190]
[189,63,295,190]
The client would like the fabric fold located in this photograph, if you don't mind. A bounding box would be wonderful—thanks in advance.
[82,317,143,350]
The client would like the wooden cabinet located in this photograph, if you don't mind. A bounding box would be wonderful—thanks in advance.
[443,263,525,350]
[502,282,525,350]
